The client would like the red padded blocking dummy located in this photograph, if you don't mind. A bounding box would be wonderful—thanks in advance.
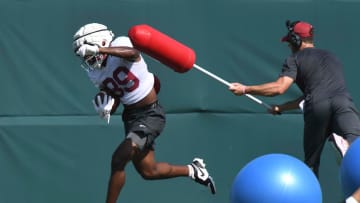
[128,24,196,73]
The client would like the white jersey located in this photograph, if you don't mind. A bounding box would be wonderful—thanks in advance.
[87,37,154,105]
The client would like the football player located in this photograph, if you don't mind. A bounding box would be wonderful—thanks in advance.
[72,23,216,203]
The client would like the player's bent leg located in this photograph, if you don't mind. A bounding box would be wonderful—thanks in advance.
[129,129,191,180]
[129,129,216,194]
[188,158,216,194]
[132,149,189,180]
[132,152,216,194]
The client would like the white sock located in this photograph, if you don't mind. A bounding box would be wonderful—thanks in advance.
[188,165,194,178]
[346,196,359,203]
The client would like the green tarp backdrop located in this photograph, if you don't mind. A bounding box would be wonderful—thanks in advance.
[1,0,360,202]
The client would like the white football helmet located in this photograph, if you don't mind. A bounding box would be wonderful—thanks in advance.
[115,36,133,48]
[73,23,114,71]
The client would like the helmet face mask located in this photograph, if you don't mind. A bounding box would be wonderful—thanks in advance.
[80,54,106,72]
[73,23,114,71]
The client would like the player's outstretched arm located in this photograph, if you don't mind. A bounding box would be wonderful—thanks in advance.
[99,46,140,62]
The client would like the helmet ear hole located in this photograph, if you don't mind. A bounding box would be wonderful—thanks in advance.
[102,41,106,46]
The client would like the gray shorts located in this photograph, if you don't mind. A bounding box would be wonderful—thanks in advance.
[122,101,165,150]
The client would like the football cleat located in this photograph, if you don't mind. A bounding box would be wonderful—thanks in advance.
[190,158,216,194]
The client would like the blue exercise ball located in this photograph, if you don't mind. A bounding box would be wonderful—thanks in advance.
[230,153,322,203]
[340,138,360,197]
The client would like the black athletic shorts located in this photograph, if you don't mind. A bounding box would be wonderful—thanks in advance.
[122,101,166,150]
[303,94,360,176]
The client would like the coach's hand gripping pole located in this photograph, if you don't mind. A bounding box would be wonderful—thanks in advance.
[193,64,272,110]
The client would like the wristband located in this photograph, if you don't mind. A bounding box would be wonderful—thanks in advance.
[346,196,359,203]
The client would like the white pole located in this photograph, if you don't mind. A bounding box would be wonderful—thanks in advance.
[193,64,272,110]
